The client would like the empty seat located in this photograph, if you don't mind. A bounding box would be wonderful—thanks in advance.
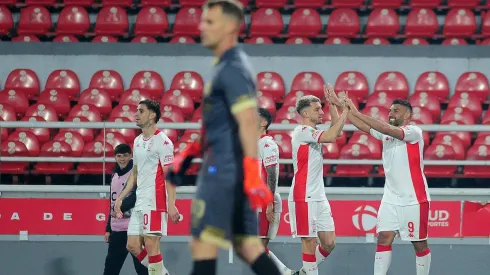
[447,0,480,8]
[294,0,324,8]
[366,8,400,38]
[365,91,397,109]
[288,8,322,37]
[441,106,475,125]
[257,90,277,117]
[371,0,403,8]
[0,141,29,174]
[109,104,137,121]
[411,106,434,124]
[283,90,315,108]
[454,72,490,102]
[0,103,16,121]
[94,6,129,36]
[0,120,6,140]
[4,69,40,100]
[432,134,466,159]
[405,8,438,37]
[169,36,196,44]
[435,128,471,149]
[77,141,115,174]
[95,132,126,149]
[409,92,441,122]
[326,8,360,38]
[63,0,95,6]
[374,71,409,99]
[334,71,368,101]
[160,104,185,123]
[0,89,29,118]
[331,0,364,8]
[403,38,429,45]
[7,130,40,157]
[322,143,341,174]
[69,104,103,122]
[173,7,202,37]
[24,103,58,122]
[257,72,285,103]
[11,35,40,42]
[336,143,374,176]
[45,69,81,100]
[324,37,351,44]
[482,11,490,37]
[140,0,170,7]
[129,71,165,100]
[170,71,204,102]
[361,106,390,122]
[285,37,312,44]
[443,9,477,38]
[35,142,74,177]
[290,72,325,99]
[244,36,274,44]
[53,35,79,42]
[255,0,286,8]
[120,89,153,106]
[134,7,168,36]
[349,131,382,159]
[102,0,132,6]
[179,0,206,6]
[60,116,94,142]
[78,88,113,118]
[448,92,482,120]
[89,70,125,100]
[131,35,157,43]
[106,117,137,144]
[160,89,195,120]
[423,144,457,177]
[442,38,467,45]
[53,131,85,157]
[37,89,71,118]
[364,37,391,45]
[410,0,441,8]
[92,35,118,43]
[0,6,13,36]
[414,71,450,101]
[56,6,90,36]
[464,144,490,177]
[274,105,302,123]
[249,8,284,37]
[17,116,51,144]
[17,6,52,35]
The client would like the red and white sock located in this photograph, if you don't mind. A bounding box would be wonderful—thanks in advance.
[416,248,431,275]
[136,248,149,267]
[374,245,392,275]
[315,245,330,266]
[148,254,168,275]
[302,253,318,275]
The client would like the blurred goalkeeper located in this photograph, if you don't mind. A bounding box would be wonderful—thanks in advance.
[166,1,280,275]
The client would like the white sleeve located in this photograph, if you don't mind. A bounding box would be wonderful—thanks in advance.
[369,128,384,141]
[262,141,279,168]
[132,138,138,165]
[295,126,324,143]
[158,137,174,166]
[400,125,422,143]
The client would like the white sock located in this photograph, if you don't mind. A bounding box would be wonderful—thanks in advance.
[374,245,392,275]
[416,248,431,275]
[302,253,318,275]
[267,249,290,273]
[315,245,330,266]
[148,254,168,275]
[136,248,149,267]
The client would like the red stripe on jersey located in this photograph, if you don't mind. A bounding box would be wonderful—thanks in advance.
[293,144,309,201]
[149,210,162,232]
[155,160,167,212]
[295,202,309,236]
[406,142,428,203]
[418,202,430,239]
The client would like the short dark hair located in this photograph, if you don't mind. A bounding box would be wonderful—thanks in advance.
[114,143,132,155]
[296,95,321,114]
[258,108,272,130]
[392,99,412,114]
[204,0,245,24]
[139,99,161,124]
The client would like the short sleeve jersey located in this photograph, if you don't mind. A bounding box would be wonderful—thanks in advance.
[288,125,327,202]
[133,130,174,211]
[370,125,431,206]
[200,46,257,169]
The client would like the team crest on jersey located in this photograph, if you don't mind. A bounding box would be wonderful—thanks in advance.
[311,129,321,139]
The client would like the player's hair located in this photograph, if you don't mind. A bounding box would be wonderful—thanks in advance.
[204,0,245,24]
[392,99,413,114]
[296,95,321,114]
[258,108,273,130]
[139,99,161,124]
[114,143,132,155]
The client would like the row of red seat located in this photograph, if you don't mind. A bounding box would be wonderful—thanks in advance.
[3,5,489,38]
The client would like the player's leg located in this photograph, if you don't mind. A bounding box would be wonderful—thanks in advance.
[315,200,336,267]
[289,201,318,275]
[142,210,169,275]
[127,211,149,267]
[103,231,130,275]
[259,210,291,274]
[374,202,399,275]
[123,229,149,275]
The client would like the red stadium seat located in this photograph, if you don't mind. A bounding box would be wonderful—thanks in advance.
[249,8,284,37]
[161,104,185,123]
[0,141,29,174]
[323,143,341,175]
[159,127,178,144]
[361,106,390,122]
[120,89,152,106]
[365,8,400,38]
[0,89,28,118]
[131,35,157,43]
[180,130,201,143]
[290,72,325,99]
[324,37,351,44]
[331,0,364,8]
[109,104,137,121]
[414,71,450,101]
[464,144,490,177]
[45,69,80,100]
[474,132,490,145]
[25,103,58,122]
[17,116,51,144]
[334,71,368,101]
[0,103,16,121]
[78,88,113,118]
[403,38,429,45]
[283,90,315,108]
[405,8,438,38]
[53,131,85,157]
[134,7,168,36]
[63,0,95,6]
[0,6,13,36]
[336,143,374,177]
[129,71,165,100]
[374,71,409,99]
[105,117,137,144]
[482,110,490,125]
[60,116,94,142]
[441,38,467,45]
[294,0,324,8]
[92,35,119,43]
[161,89,195,120]
[482,12,490,37]
[53,35,79,42]
[435,126,471,149]
[170,71,204,102]
[274,105,302,123]
[371,0,403,8]
[255,0,286,8]
[441,106,475,125]
[271,133,292,177]
[364,37,391,45]
[69,104,102,122]
[7,130,40,157]
[244,36,274,44]
[447,0,480,8]
[4,69,40,100]
[409,91,441,122]
[423,144,457,177]
[94,6,129,36]
[140,0,170,7]
[95,131,126,149]
[432,134,465,159]
[17,6,52,35]
[443,9,477,38]
[257,90,277,117]
[0,121,6,141]
[349,131,382,159]
[288,8,322,37]
[285,37,312,44]
[35,141,74,175]
[189,108,202,123]
[410,0,441,8]
[365,91,397,109]
[173,7,202,37]
[77,142,115,174]
[37,89,71,118]
[101,0,132,6]
[89,70,124,100]
[267,119,295,138]
[11,35,40,42]
[169,36,196,44]
[179,0,205,6]
[257,72,285,103]
[326,8,360,38]
[411,106,434,124]
[56,6,90,36]
[454,72,490,102]
[448,92,482,120]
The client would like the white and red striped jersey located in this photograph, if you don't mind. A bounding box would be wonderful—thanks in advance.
[258,135,281,212]
[370,125,431,206]
[133,130,174,212]
[288,125,327,202]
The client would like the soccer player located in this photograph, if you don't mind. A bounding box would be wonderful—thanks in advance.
[114,99,180,275]
[104,144,148,275]
[166,1,281,275]
[343,98,431,275]
[289,85,349,275]
[257,108,293,275]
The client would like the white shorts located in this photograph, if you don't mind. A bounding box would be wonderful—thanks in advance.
[258,211,281,239]
[127,209,168,236]
[288,200,335,238]
[376,202,430,241]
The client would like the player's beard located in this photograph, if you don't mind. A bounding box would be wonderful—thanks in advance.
[389,117,402,126]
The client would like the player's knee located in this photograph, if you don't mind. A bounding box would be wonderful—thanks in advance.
[412,240,428,253]
[190,237,219,260]
[143,236,160,254]
[320,239,336,253]
[377,231,395,246]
